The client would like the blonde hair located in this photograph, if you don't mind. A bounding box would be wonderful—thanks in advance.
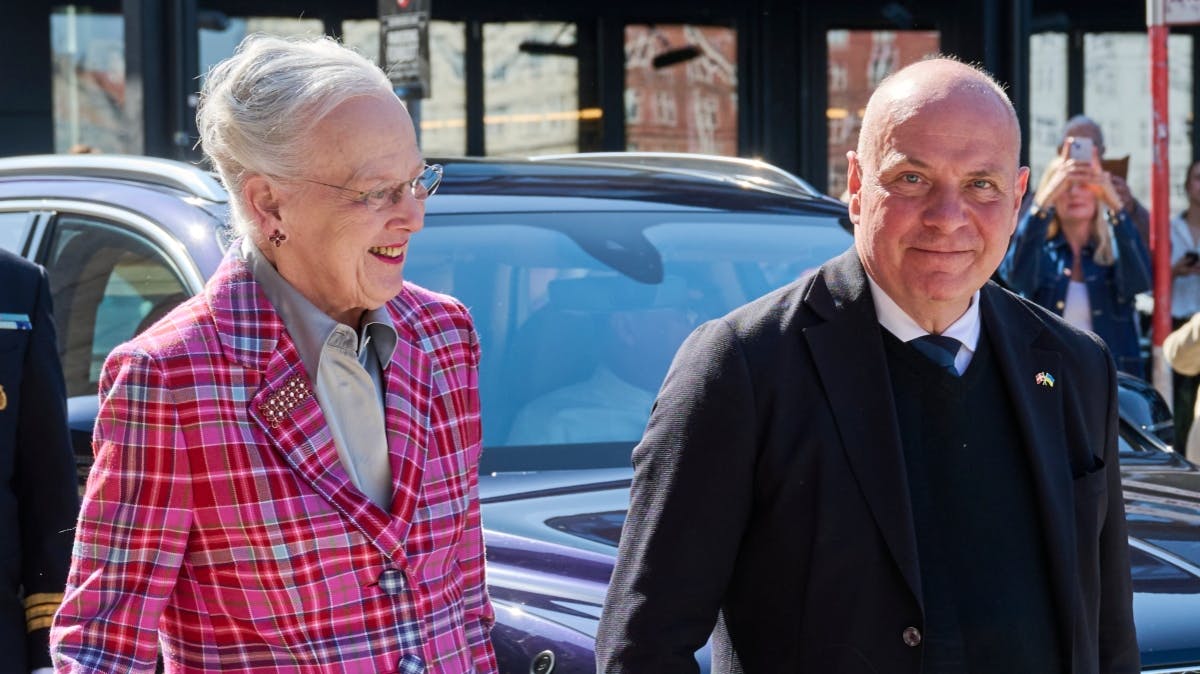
[1036,156,1114,266]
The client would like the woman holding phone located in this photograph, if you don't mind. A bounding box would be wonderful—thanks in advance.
[1001,136,1152,377]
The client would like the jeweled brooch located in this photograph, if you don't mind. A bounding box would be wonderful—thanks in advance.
[259,375,312,428]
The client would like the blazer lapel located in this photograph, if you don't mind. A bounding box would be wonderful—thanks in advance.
[378,301,434,560]
[206,246,400,558]
[803,250,923,602]
[980,284,1076,663]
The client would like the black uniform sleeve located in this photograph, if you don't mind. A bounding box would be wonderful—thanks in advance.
[16,264,80,669]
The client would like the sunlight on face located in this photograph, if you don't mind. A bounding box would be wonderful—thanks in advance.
[848,65,1027,330]
[272,94,427,326]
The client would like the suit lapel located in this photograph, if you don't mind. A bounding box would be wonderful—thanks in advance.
[980,285,1077,662]
[803,250,923,602]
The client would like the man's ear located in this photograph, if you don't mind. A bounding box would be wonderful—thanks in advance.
[846,150,863,225]
[242,175,284,234]
[1012,166,1031,235]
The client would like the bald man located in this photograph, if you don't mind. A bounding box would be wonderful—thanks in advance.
[596,58,1138,673]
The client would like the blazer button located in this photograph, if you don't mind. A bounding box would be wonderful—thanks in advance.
[902,626,922,647]
[1055,300,1065,310]
[378,567,406,596]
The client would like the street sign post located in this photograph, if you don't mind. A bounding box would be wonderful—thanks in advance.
[1147,0,1200,405]
[378,0,430,99]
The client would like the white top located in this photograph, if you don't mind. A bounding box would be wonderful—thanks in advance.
[866,274,980,375]
[507,365,657,445]
[1170,213,1200,318]
[1062,280,1093,332]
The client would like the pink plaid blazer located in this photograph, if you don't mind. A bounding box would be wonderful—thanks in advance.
[51,250,497,673]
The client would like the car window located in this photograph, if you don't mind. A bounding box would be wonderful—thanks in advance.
[408,210,852,471]
[42,215,190,398]
[1141,538,1200,571]
[1127,547,1200,594]
[0,210,33,254]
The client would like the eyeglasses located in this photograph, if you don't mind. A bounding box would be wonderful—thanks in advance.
[302,164,443,211]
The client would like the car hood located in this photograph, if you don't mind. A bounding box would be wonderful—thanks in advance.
[481,466,1200,669]
[1121,464,1200,668]
[480,469,629,643]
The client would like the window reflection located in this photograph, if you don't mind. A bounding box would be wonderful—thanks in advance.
[484,22,580,156]
[342,19,466,156]
[625,24,737,155]
[51,6,125,153]
[199,17,324,89]
[1029,33,1068,189]
[1083,33,1193,214]
[825,29,939,200]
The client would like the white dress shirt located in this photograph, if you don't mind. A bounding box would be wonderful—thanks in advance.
[866,274,981,375]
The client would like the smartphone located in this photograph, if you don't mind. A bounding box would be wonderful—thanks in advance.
[1186,251,1200,267]
[1067,136,1095,162]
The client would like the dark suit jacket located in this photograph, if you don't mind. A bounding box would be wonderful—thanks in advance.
[596,249,1139,673]
[0,248,79,671]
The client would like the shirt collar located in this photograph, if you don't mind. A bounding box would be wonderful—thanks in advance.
[865,272,981,352]
[240,238,398,376]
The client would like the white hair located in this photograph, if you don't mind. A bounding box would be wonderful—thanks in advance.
[195,33,395,239]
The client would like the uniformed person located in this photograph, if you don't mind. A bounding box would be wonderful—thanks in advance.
[0,247,79,673]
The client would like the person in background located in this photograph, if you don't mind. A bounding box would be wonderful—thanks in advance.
[1042,116,1151,247]
[506,275,695,446]
[597,57,1138,673]
[1164,311,1200,463]
[1169,159,1200,448]
[0,248,79,674]
[51,34,496,672]
[1001,145,1152,377]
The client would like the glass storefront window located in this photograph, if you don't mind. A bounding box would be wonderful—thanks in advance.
[343,19,466,156]
[1028,33,1068,184]
[51,6,126,153]
[484,22,580,156]
[199,17,324,87]
[625,24,737,156]
[825,29,939,199]
[1084,33,1193,215]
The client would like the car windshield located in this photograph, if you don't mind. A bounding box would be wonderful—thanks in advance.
[406,209,852,472]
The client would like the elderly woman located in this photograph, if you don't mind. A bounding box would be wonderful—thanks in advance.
[1001,141,1152,377]
[50,35,496,672]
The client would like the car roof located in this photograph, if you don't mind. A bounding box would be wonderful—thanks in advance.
[0,152,846,215]
[0,153,850,244]
[529,151,828,198]
[429,157,850,219]
[0,153,227,203]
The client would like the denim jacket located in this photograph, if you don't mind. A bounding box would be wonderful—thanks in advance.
[1000,207,1152,376]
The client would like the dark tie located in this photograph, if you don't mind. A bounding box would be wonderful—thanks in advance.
[910,335,962,376]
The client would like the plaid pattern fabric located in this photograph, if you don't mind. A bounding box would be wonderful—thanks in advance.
[51,249,497,673]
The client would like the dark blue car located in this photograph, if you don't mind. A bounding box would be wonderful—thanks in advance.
[1,153,1199,673]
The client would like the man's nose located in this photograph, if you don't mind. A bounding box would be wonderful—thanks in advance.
[921,183,967,229]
